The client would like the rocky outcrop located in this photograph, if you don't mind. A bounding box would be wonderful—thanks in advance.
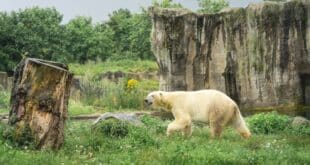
[150,1,310,110]
[292,116,310,127]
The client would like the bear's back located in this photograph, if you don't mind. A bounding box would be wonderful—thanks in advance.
[191,89,237,106]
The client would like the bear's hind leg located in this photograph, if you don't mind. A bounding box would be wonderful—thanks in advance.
[210,122,223,138]
[231,110,251,139]
[182,123,192,137]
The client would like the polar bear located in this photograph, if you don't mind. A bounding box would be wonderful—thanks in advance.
[144,89,251,138]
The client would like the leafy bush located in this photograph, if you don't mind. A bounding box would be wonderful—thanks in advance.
[91,117,158,148]
[247,111,291,134]
[1,123,35,149]
[92,119,129,138]
[288,124,310,136]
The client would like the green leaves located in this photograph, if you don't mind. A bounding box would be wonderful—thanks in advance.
[0,7,155,73]
[0,7,66,72]
[152,0,183,8]
[197,0,229,13]
[106,8,154,60]
[247,111,291,134]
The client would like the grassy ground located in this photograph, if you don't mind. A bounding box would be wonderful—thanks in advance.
[1,60,309,164]
[0,115,309,165]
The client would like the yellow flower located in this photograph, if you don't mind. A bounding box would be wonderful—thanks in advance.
[127,79,138,90]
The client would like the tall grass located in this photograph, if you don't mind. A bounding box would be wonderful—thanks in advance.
[78,76,158,111]
[68,59,159,113]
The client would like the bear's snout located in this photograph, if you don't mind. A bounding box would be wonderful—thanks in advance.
[144,99,153,106]
[144,99,148,104]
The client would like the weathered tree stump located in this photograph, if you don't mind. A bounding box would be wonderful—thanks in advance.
[8,58,73,150]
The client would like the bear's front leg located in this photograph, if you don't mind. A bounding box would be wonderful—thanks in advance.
[166,119,191,136]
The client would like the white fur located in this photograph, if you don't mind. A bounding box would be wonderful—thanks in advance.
[145,89,251,138]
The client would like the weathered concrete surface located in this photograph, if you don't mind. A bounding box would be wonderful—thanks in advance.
[150,1,310,110]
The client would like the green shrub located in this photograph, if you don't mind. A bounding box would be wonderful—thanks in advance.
[1,123,35,148]
[92,119,129,138]
[91,117,158,148]
[288,124,310,136]
[247,111,291,134]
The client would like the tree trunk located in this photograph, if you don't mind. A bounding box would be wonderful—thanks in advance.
[9,58,73,150]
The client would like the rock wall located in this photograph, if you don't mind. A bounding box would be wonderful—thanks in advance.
[150,0,310,109]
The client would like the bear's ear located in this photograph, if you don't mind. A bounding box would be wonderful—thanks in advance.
[159,92,164,101]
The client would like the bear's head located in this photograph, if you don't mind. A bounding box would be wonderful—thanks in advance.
[144,91,162,108]
[144,91,168,110]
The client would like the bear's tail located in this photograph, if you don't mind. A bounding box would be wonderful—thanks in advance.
[232,107,251,138]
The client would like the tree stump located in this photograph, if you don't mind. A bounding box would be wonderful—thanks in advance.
[8,58,73,150]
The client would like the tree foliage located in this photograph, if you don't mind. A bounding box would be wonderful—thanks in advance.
[152,0,183,8]
[197,0,229,13]
[263,0,286,1]
[0,7,66,73]
[0,7,154,73]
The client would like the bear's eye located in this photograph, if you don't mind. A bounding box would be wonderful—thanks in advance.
[151,95,155,98]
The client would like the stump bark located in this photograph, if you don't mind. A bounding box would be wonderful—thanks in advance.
[9,58,73,150]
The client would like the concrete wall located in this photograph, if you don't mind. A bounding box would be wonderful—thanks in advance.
[150,1,310,110]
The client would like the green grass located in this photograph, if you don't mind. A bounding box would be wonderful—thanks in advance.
[0,89,9,114]
[68,100,104,116]
[0,114,309,165]
[0,108,8,114]
[69,59,158,77]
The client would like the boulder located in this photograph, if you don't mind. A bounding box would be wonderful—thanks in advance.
[292,116,310,127]
[93,112,143,126]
